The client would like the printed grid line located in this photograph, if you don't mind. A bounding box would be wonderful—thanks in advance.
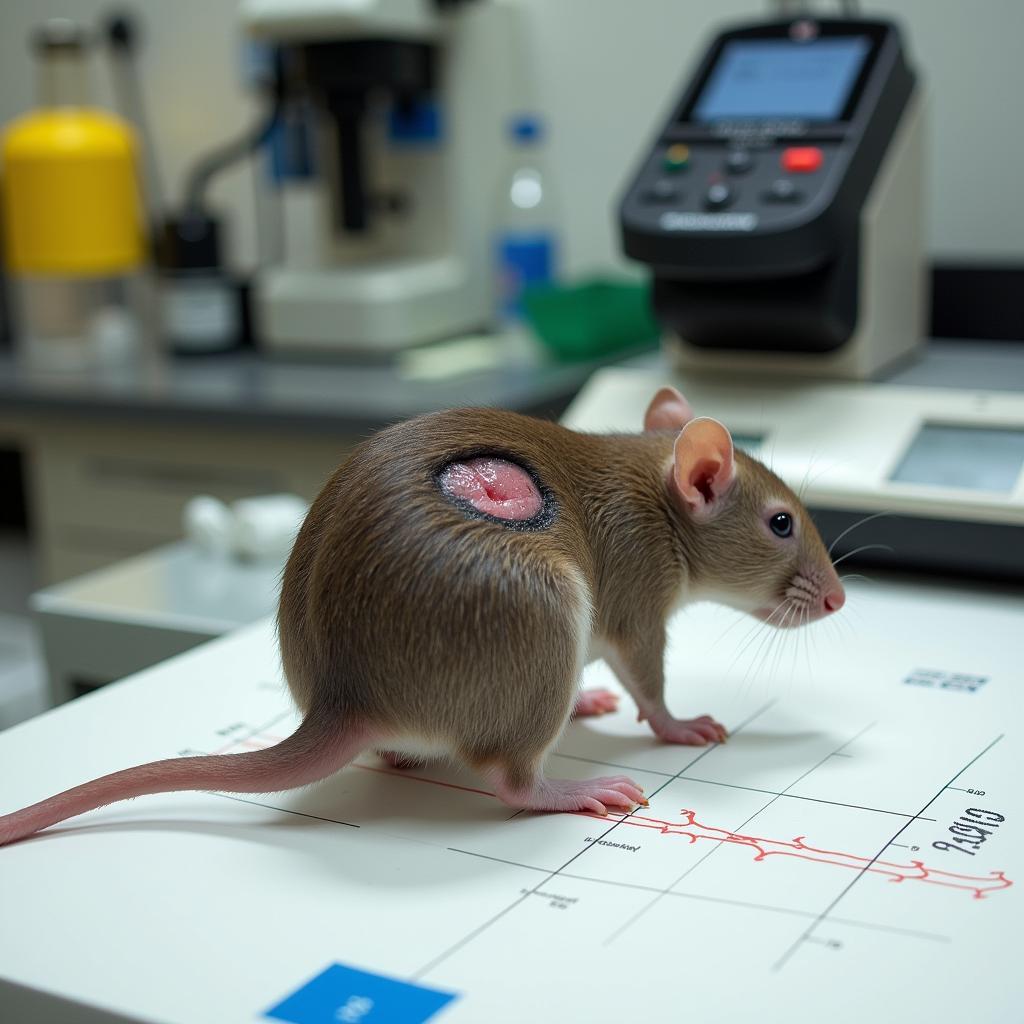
[602,720,878,944]
[198,710,360,829]
[446,847,950,943]
[411,700,778,979]
[771,733,1005,970]
[553,752,938,821]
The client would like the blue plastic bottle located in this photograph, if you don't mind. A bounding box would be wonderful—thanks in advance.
[493,115,559,323]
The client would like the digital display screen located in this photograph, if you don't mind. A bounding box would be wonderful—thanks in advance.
[890,424,1024,493]
[692,37,871,121]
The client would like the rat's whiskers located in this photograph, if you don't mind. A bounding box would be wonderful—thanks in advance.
[827,510,894,557]
[747,601,796,689]
[832,543,894,568]
[729,599,787,668]
[839,572,873,585]
[709,608,759,652]
[768,602,798,683]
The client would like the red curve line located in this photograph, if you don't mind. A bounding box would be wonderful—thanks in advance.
[220,732,1012,899]
[576,808,1013,900]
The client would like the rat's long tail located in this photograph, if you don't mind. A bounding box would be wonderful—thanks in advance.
[0,710,370,847]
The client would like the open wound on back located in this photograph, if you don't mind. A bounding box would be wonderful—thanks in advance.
[437,457,544,523]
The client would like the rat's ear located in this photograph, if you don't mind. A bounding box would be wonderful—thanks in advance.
[672,417,736,517]
[643,386,694,433]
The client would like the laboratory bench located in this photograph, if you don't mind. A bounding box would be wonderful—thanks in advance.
[0,343,617,583]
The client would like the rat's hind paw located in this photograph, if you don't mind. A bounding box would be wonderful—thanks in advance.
[494,774,647,815]
[648,710,728,746]
[572,688,620,718]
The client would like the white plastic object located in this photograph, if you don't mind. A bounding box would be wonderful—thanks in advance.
[183,493,308,561]
[183,496,234,556]
[231,494,308,561]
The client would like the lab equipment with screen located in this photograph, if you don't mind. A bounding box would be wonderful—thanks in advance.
[620,16,925,379]
[692,37,871,121]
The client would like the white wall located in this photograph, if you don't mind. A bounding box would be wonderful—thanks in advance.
[1,0,1021,276]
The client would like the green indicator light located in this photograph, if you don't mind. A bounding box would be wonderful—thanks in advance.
[663,144,690,172]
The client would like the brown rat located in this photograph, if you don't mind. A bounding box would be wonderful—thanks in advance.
[0,386,844,844]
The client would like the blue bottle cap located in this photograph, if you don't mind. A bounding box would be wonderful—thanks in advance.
[509,115,543,144]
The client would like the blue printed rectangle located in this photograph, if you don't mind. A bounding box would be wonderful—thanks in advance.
[903,668,989,693]
[265,963,457,1024]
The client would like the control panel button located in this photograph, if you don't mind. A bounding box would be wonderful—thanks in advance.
[705,182,733,209]
[781,146,823,173]
[764,178,802,203]
[724,149,754,174]
[663,143,691,172]
[643,179,683,204]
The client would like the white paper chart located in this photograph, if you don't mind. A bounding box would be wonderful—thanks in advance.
[0,576,1021,1023]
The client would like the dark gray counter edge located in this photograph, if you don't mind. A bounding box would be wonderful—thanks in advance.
[0,340,1021,436]
[0,348,651,435]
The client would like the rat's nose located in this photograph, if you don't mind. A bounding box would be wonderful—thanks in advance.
[824,586,846,614]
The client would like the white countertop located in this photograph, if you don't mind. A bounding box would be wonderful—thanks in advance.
[1,572,1021,1023]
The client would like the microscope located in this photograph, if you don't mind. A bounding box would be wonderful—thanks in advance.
[240,0,524,355]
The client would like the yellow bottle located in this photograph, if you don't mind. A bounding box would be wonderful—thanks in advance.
[3,108,142,275]
[0,19,147,367]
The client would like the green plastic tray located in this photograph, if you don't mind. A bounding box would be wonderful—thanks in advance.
[522,279,660,360]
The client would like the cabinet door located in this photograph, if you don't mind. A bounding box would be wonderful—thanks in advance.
[26,421,350,582]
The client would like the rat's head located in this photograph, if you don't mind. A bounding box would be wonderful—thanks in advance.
[645,387,845,628]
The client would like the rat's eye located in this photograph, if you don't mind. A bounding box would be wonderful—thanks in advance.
[769,512,793,538]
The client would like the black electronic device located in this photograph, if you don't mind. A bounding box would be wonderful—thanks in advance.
[619,17,926,379]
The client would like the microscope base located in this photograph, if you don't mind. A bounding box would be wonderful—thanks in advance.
[255,258,490,355]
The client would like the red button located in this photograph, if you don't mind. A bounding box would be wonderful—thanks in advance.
[781,147,824,173]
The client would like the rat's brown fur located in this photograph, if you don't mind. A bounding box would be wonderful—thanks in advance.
[279,406,833,793]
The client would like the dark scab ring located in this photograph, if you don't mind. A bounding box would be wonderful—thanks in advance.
[434,451,557,532]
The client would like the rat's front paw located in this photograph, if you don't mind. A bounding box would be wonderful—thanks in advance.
[647,710,727,746]
[572,688,620,718]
